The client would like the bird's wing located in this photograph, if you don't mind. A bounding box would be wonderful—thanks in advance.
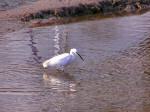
[49,53,71,66]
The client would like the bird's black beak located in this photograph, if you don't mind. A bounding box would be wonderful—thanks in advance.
[76,52,84,61]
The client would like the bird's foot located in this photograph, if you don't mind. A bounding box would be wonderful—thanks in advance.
[56,69,64,73]
[56,66,64,72]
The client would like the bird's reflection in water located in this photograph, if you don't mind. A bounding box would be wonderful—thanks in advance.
[43,71,77,93]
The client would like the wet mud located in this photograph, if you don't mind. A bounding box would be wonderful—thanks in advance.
[0,0,37,11]
[21,0,150,22]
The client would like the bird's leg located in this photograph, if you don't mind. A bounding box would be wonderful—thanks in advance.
[59,66,64,72]
[56,65,64,72]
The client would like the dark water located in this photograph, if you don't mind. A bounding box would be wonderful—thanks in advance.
[0,11,150,112]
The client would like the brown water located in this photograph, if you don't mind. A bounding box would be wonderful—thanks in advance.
[0,11,150,112]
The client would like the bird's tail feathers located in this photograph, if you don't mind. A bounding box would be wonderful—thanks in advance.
[42,60,50,68]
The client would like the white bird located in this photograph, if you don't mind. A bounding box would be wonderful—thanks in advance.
[42,48,84,70]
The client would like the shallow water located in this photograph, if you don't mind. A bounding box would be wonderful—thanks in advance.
[0,11,150,112]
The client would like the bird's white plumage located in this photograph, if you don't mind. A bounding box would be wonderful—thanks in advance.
[42,48,83,70]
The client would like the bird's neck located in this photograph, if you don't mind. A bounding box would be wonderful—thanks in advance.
[70,53,76,60]
[70,52,75,55]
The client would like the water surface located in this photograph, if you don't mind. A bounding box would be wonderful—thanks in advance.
[0,11,150,112]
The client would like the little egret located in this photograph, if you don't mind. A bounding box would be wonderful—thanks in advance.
[42,48,84,70]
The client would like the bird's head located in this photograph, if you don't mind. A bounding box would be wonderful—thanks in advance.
[70,48,77,54]
[70,48,84,61]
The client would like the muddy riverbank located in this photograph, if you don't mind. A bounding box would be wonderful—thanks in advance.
[1,0,150,19]
[0,0,150,33]
[21,0,150,21]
